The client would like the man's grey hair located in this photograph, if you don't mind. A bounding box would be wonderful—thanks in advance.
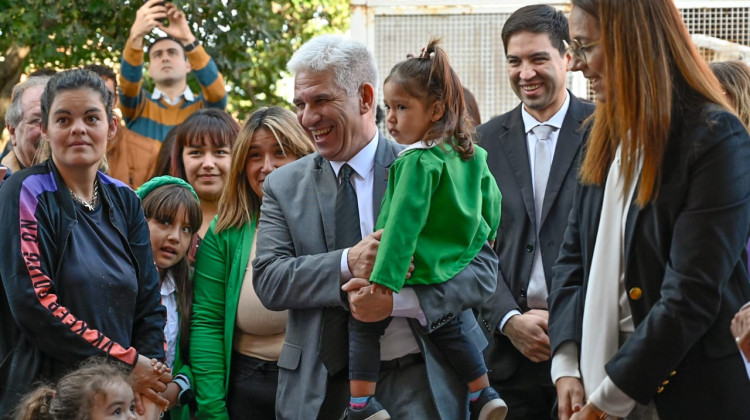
[287,35,379,97]
[5,76,51,127]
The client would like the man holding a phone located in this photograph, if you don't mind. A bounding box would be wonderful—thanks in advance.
[120,0,227,143]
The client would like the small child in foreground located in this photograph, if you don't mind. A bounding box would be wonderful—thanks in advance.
[13,358,139,420]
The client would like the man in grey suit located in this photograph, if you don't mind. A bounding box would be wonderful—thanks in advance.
[253,35,498,420]
[475,5,595,420]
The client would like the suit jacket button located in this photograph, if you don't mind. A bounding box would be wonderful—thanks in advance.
[670,371,677,377]
[657,386,665,394]
[520,288,527,297]
[629,287,643,301]
[662,380,669,386]
[525,243,534,252]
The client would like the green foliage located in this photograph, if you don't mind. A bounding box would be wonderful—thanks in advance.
[0,0,349,120]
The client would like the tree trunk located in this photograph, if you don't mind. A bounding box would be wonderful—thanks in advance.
[0,45,31,127]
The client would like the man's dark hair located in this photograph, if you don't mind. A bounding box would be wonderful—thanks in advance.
[84,64,118,93]
[148,36,187,59]
[501,4,570,55]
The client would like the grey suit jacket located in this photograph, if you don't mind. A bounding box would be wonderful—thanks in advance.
[475,94,594,381]
[253,134,498,419]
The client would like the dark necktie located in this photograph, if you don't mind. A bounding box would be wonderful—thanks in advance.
[319,163,361,375]
[334,164,361,249]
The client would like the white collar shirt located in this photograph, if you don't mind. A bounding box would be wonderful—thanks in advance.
[151,86,195,106]
[522,90,570,193]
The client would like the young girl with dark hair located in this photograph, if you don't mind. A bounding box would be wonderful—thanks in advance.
[342,39,506,420]
[136,176,202,419]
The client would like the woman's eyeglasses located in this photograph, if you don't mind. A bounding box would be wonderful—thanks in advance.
[564,39,600,65]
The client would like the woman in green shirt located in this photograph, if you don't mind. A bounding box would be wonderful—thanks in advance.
[190,107,314,419]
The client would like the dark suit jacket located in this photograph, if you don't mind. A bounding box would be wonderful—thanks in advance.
[253,133,497,419]
[548,102,750,418]
[475,93,594,381]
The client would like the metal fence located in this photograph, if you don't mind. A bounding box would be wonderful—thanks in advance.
[351,0,750,123]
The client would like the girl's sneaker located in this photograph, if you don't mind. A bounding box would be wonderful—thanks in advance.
[469,387,508,420]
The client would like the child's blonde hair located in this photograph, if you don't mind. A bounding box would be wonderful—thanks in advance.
[13,358,132,420]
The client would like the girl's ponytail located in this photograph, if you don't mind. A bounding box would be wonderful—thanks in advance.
[386,38,475,160]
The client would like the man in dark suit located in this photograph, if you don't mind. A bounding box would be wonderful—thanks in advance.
[475,5,595,420]
[253,35,497,420]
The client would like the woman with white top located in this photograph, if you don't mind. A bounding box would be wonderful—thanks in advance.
[548,1,750,419]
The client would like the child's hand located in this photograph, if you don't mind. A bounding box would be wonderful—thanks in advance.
[150,359,171,375]
[370,283,393,295]
[150,358,172,384]
[132,355,171,414]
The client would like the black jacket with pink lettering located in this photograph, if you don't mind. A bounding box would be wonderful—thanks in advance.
[0,160,165,417]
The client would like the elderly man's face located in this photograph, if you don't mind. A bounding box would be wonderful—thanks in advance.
[293,69,370,162]
[8,85,45,168]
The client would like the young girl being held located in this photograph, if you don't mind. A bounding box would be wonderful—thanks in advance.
[136,176,202,418]
[13,358,136,420]
[342,39,506,420]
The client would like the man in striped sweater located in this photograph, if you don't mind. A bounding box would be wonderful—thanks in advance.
[119,0,227,143]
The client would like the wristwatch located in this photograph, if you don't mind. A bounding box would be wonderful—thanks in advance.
[172,374,195,408]
[183,39,200,52]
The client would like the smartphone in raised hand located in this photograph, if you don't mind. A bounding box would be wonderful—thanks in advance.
[150,0,169,26]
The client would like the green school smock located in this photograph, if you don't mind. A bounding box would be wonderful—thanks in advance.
[369,143,501,292]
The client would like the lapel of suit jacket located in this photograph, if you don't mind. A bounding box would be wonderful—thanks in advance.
[623,184,642,269]
[541,94,586,228]
[499,105,537,226]
[372,134,401,223]
[312,154,337,251]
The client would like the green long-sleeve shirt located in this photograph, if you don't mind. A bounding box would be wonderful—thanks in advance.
[370,143,501,292]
